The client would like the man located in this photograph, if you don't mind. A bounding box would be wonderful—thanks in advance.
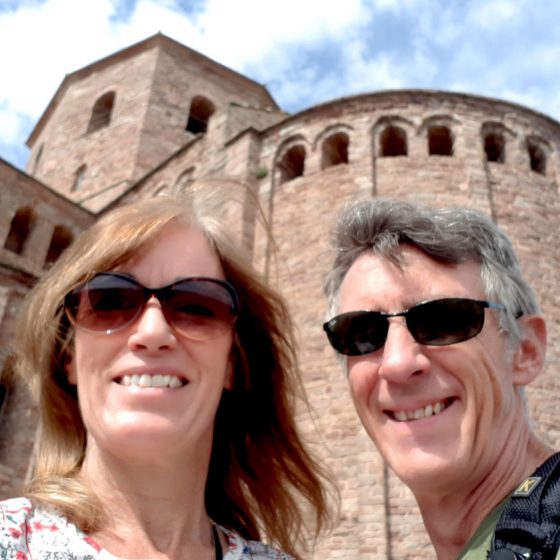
[322,197,555,559]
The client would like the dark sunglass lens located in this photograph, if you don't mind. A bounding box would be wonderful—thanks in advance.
[408,299,484,346]
[326,311,388,356]
[73,275,142,332]
[165,280,237,339]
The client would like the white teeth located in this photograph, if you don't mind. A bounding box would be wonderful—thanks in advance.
[119,374,185,389]
[392,400,449,422]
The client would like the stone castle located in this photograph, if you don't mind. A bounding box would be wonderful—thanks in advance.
[1,33,559,559]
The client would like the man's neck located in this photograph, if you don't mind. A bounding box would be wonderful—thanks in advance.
[414,433,554,560]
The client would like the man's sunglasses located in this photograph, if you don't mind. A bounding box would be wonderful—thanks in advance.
[323,298,506,356]
[64,272,239,339]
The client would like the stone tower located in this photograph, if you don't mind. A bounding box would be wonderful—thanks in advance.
[2,33,559,559]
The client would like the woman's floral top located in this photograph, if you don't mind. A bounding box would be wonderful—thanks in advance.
[0,498,294,560]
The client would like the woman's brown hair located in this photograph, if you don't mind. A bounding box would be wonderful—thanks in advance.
[14,184,333,558]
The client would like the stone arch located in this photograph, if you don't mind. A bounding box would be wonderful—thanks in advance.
[45,225,73,267]
[186,96,215,134]
[72,164,87,192]
[481,122,514,164]
[3,206,36,255]
[526,136,549,175]
[87,91,115,133]
[275,136,308,184]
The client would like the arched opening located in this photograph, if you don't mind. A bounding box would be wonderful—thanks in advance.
[321,132,349,169]
[186,96,215,134]
[87,91,115,133]
[3,206,36,254]
[527,141,546,175]
[45,225,73,267]
[380,126,407,157]
[72,164,87,192]
[428,126,453,156]
[278,145,306,184]
[484,132,505,163]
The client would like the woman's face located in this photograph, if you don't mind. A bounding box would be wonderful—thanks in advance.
[65,223,235,464]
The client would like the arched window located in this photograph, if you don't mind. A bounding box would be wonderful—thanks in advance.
[484,132,505,163]
[87,91,115,133]
[380,126,407,157]
[72,165,87,192]
[527,140,546,175]
[3,206,36,254]
[278,145,306,184]
[45,225,73,267]
[186,96,215,134]
[428,126,453,156]
[321,132,349,169]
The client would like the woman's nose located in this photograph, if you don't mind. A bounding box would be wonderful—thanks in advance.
[127,298,177,352]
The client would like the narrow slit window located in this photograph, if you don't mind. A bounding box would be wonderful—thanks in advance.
[72,165,87,192]
[87,91,115,133]
[45,226,73,267]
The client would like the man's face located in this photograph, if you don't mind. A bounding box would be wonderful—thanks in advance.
[338,245,525,494]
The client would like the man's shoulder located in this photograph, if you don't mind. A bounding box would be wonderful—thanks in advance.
[221,526,295,560]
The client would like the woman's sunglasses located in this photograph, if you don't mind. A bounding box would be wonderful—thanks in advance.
[64,272,239,339]
[323,298,506,356]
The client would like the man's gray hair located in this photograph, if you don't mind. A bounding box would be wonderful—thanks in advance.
[324,197,540,347]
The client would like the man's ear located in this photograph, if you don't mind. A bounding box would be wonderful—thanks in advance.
[512,315,547,387]
[64,351,78,386]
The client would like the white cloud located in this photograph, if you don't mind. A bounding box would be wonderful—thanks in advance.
[467,0,517,29]
[0,104,23,144]
[1,0,560,171]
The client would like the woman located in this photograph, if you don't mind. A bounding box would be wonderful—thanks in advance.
[2,186,331,559]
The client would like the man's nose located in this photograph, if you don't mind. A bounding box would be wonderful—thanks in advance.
[127,298,177,352]
[377,319,429,383]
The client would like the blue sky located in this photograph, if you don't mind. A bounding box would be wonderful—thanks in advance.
[1,0,559,171]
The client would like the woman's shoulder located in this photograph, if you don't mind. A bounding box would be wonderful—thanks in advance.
[220,526,295,560]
